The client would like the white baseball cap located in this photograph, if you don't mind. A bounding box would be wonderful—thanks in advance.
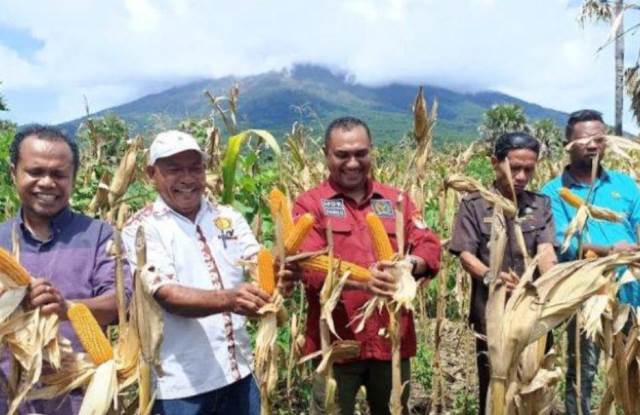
[148,130,208,166]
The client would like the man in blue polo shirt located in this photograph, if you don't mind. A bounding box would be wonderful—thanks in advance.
[541,109,640,415]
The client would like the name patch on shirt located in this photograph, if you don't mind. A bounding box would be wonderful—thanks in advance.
[322,199,346,217]
[371,199,395,218]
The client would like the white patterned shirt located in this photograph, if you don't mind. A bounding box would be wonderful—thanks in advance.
[122,196,259,400]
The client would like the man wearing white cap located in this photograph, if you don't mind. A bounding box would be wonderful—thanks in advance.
[122,130,270,415]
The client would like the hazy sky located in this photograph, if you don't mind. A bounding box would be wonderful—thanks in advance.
[0,0,638,131]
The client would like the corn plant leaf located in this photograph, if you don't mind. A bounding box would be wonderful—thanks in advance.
[221,129,281,204]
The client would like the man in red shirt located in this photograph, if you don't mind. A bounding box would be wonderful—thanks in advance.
[293,116,441,414]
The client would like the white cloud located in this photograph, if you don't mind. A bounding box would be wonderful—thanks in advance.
[0,0,637,132]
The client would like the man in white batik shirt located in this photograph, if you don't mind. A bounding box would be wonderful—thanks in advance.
[123,130,271,415]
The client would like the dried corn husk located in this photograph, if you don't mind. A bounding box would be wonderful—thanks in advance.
[108,137,140,206]
[605,134,640,160]
[486,251,640,414]
[0,308,61,414]
[77,359,119,415]
[28,351,96,401]
[131,226,164,414]
[445,174,517,218]
[255,294,284,415]
[87,171,112,216]
[133,254,164,375]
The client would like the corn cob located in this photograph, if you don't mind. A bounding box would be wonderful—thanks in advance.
[560,187,622,222]
[257,249,276,295]
[284,213,315,254]
[268,188,294,239]
[584,249,599,259]
[559,188,584,208]
[365,212,395,261]
[0,247,31,286]
[301,255,371,282]
[67,302,114,365]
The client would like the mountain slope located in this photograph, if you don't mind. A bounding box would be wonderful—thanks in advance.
[58,64,568,145]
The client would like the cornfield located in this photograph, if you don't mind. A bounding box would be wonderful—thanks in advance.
[0,85,639,415]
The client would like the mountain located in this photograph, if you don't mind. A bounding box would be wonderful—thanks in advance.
[58,64,569,145]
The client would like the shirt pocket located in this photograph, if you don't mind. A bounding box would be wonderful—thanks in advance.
[320,217,357,256]
[519,217,547,255]
[322,217,352,235]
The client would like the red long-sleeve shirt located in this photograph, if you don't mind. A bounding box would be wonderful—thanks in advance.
[293,178,441,360]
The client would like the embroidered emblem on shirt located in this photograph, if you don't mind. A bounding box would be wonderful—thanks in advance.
[371,199,395,218]
[322,199,346,217]
[611,191,621,199]
[215,217,233,231]
[214,217,237,249]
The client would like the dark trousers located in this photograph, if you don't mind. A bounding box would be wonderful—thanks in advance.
[565,317,600,415]
[476,338,490,415]
[152,375,259,415]
[311,359,411,415]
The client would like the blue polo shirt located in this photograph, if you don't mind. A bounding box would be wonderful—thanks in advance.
[541,168,640,305]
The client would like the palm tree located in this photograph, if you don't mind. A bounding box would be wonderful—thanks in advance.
[0,82,7,112]
[532,118,563,158]
[478,104,528,145]
[579,0,640,132]
[614,0,625,135]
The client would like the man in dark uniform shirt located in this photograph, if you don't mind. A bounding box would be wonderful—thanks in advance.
[449,132,557,415]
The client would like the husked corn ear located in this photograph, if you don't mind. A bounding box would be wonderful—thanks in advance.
[258,249,276,295]
[0,247,31,286]
[285,214,315,254]
[584,250,599,259]
[559,188,584,209]
[268,188,294,238]
[301,255,371,282]
[365,212,394,261]
[560,187,622,222]
[67,302,114,365]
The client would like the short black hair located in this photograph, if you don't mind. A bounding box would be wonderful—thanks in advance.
[565,109,604,141]
[10,124,79,175]
[493,132,540,161]
[324,116,372,147]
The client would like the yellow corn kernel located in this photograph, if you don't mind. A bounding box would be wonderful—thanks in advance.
[285,214,315,254]
[268,188,294,239]
[560,187,621,222]
[301,255,371,282]
[559,188,584,209]
[0,247,31,286]
[365,212,395,261]
[67,302,114,365]
[257,248,276,295]
[584,249,599,259]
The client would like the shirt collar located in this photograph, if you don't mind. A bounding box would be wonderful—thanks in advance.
[561,166,610,188]
[16,205,74,242]
[486,184,539,214]
[323,177,380,203]
[152,196,212,223]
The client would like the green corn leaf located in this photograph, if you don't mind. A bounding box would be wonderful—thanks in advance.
[221,129,280,204]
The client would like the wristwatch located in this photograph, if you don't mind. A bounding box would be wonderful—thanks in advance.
[407,255,419,276]
[482,270,492,286]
